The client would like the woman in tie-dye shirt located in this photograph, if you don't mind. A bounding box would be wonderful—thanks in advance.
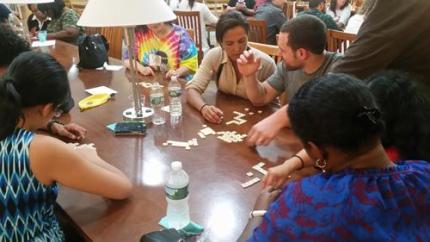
[124,22,198,80]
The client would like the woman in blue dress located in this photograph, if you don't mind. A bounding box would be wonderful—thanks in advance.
[0,52,132,241]
[239,73,430,241]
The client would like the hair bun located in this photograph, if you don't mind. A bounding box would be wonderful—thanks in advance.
[357,106,381,125]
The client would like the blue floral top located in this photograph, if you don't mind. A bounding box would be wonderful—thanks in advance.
[249,160,430,242]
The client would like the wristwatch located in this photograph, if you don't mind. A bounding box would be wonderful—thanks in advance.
[249,210,267,219]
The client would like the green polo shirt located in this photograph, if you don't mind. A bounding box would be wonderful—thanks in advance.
[299,9,340,30]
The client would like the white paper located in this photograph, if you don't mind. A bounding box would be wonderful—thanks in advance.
[85,86,117,95]
[31,40,56,47]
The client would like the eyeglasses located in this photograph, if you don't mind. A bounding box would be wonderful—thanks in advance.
[53,104,64,118]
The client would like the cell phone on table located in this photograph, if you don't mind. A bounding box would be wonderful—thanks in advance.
[114,122,146,136]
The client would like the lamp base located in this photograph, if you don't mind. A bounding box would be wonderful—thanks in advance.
[123,107,154,122]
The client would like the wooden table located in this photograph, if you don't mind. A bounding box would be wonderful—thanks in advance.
[23,41,302,242]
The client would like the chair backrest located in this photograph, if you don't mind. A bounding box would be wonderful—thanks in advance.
[174,10,203,64]
[247,18,267,44]
[100,27,123,59]
[326,29,357,54]
[84,27,123,59]
[248,41,281,63]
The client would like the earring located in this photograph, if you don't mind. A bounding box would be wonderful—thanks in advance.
[314,159,327,173]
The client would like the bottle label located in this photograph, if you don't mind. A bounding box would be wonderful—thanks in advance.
[168,89,182,97]
[150,95,164,105]
[165,185,189,200]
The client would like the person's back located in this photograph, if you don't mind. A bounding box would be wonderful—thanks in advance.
[0,129,64,241]
[299,0,339,30]
[0,52,132,241]
[254,0,286,45]
[330,0,430,82]
[254,160,430,241]
[241,74,430,241]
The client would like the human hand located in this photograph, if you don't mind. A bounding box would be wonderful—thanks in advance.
[237,50,261,78]
[253,186,282,210]
[137,65,155,76]
[247,113,285,146]
[166,69,178,79]
[262,162,295,189]
[201,105,224,124]
[51,122,87,141]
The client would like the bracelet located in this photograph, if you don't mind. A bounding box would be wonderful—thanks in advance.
[199,104,208,113]
[291,154,305,170]
[47,119,64,133]
[249,210,267,219]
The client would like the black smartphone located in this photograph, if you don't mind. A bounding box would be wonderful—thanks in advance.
[114,122,146,136]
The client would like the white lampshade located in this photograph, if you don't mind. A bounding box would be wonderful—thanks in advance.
[0,0,53,3]
[77,0,177,27]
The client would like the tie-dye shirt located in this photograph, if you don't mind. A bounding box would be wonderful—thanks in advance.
[131,24,198,80]
[249,160,430,241]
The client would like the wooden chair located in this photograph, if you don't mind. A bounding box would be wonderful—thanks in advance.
[248,41,281,63]
[247,18,267,44]
[326,29,357,54]
[100,27,123,59]
[174,10,203,64]
[84,27,123,59]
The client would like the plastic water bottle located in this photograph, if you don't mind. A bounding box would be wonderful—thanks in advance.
[168,76,182,117]
[150,82,165,125]
[165,161,190,230]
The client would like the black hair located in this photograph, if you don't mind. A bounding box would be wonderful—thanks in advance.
[329,0,350,13]
[367,70,430,161]
[38,0,65,19]
[288,73,384,153]
[0,25,31,66]
[215,11,249,44]
[280,15,326,55]
[0,52,70,140]
[0,3,11,23]
[309,0,325,9]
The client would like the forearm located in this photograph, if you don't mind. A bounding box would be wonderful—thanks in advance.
[48,28,79,41]
[244,74,268,106]
[90,156,128,178]
[186,88,207,112]
[238,217,263,242]
[270,105,291,128]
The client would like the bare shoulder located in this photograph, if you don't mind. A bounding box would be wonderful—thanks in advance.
[29,134,76,184]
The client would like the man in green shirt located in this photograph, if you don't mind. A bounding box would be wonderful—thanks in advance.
[237,15,340,146]
[299,0,340,30]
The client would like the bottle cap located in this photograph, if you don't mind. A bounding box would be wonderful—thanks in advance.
[171,161,182,171]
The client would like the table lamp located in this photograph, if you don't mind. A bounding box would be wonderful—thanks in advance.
[77,0,176,121]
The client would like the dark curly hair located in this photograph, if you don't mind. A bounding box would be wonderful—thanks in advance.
[367,70,430,161]
[288,73,384,153]
[38,0,65,19]
[0,25,31,66]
